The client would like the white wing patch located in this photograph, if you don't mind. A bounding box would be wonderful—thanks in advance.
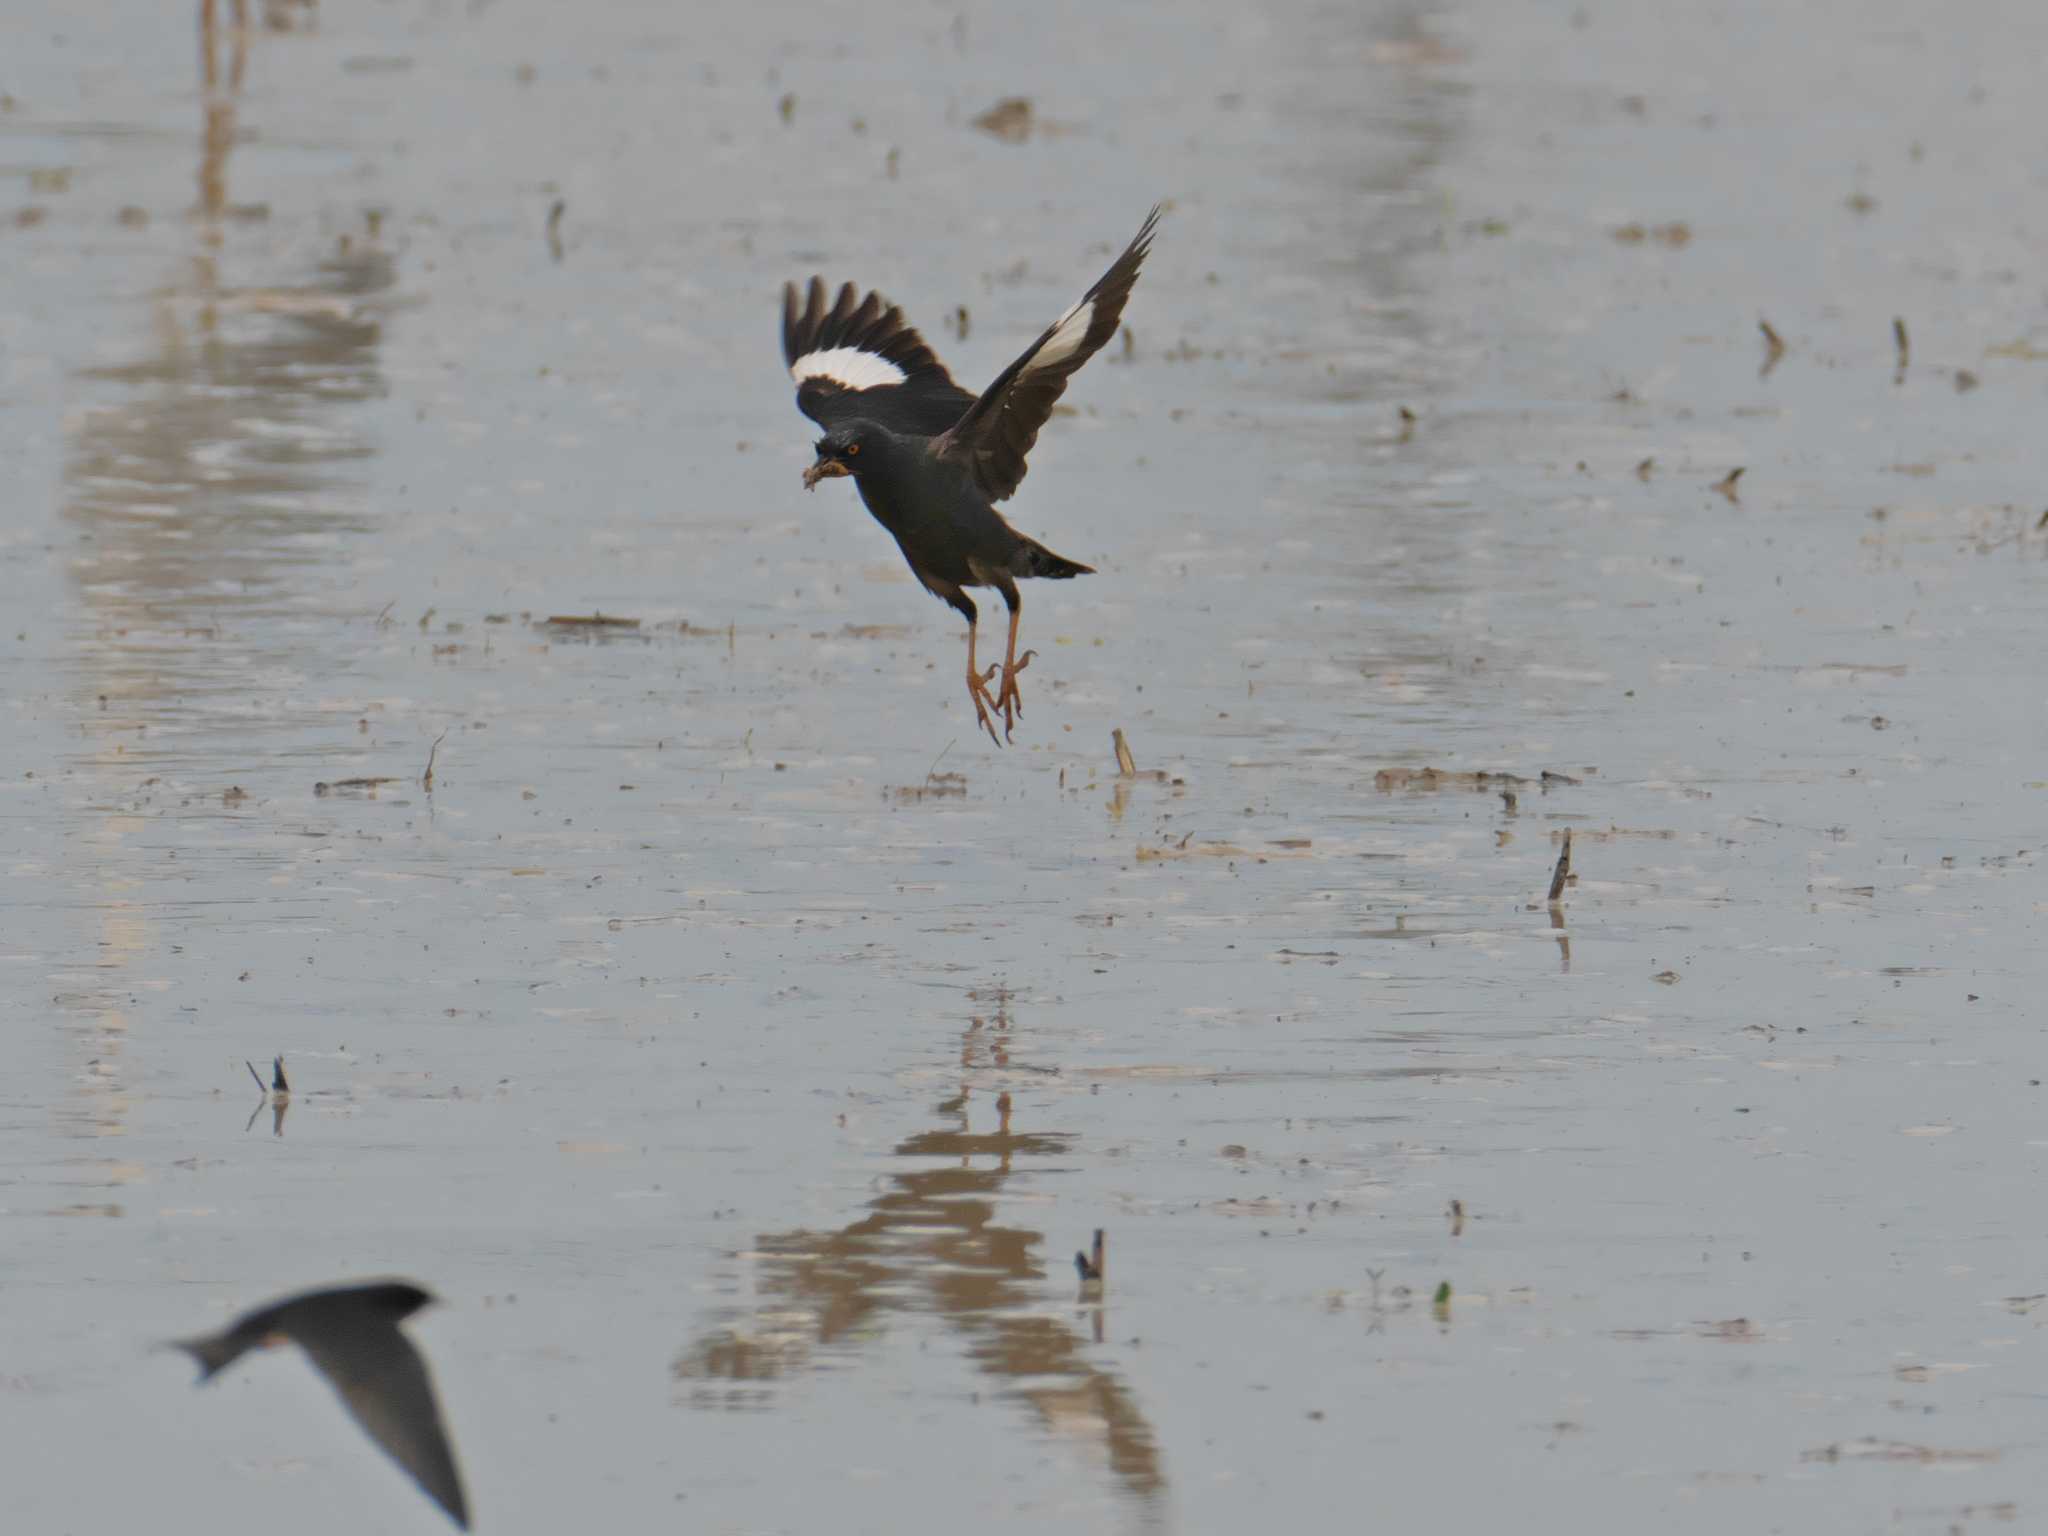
[1031,299,1095,372]
[790,347,908,390]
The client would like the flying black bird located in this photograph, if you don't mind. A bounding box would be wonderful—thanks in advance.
[784,207,1159,745]
[172,1279,469,1530]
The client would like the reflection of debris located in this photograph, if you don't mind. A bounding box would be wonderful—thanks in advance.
[1372,766,1581,793]
[314,777,401,796]
[1802,1439,1998,1466]
[972,97,1034,143]
[1135,840,1307,863]
[1691,1317,1763,1342]
[1712,467,1744,503]
[1546,828,1573,904]
[1612,221,1691,247]
[887,773,967,803]
[1758,317,1786,377]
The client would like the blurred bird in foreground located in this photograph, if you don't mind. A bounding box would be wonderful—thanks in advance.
[172,1278,469,1529]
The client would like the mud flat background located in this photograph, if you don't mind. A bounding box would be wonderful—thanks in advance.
[3,1,2044,1531]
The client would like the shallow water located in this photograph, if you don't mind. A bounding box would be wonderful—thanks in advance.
[4,1,2045,1531]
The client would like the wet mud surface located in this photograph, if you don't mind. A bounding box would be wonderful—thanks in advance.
[3,1,2044,1531]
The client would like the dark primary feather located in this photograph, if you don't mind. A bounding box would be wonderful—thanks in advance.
[933,206,1159,502]
[297,1316,469,1530]
[782,276,976,436]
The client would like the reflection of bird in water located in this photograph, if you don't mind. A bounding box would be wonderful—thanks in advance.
[674,1007,1165,1509]
[172,1280,470,1529]
[784,210,1158,745]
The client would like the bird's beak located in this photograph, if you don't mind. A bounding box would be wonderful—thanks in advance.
[802,457,850,491]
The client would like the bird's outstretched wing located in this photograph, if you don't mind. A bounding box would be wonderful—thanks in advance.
[296,1321,471,1530]
[932,207,1158,502]
[783,278,977,436]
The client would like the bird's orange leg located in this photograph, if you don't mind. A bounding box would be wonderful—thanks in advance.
[965,620,1003,747]
[993,606,1035,740]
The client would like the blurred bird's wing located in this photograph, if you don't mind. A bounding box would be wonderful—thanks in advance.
[783,277,977,436]
[296,1321,470,1530]
[932,207,1158,502]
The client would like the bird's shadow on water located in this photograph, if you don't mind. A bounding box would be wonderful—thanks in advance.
[673,990,1166,1516]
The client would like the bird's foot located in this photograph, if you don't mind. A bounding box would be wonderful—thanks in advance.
[994,650,1035,740]
[967,665,1004,748]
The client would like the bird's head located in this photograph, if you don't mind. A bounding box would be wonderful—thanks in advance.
[362,1280,440,1320]
[803,424,882,490]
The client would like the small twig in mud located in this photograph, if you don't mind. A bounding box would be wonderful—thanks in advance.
[375,600,396,628]
[1546,828,1573,905]
[1635,456,1655,483]
[1500,787,1517,814]
[245,1058,268,1093]
[1893,316,1910,382]
[1712,467,1745,503]
[1112,728,1137,778]
[1448,1199,1465,1237]
[542,613,641,629]
[1075,1228,1106,1289]
[1396,405,1417,444]
[545,198,565,263]
[423,729,448,793]
[923,740,955,789]
[1758,317,1786,377]
[314,777,401,796]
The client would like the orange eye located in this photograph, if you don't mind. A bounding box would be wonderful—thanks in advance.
[846,442,861,457]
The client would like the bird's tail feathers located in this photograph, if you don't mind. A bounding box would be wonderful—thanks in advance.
[1018,539,1093,580]
[169,1331,242,1381]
